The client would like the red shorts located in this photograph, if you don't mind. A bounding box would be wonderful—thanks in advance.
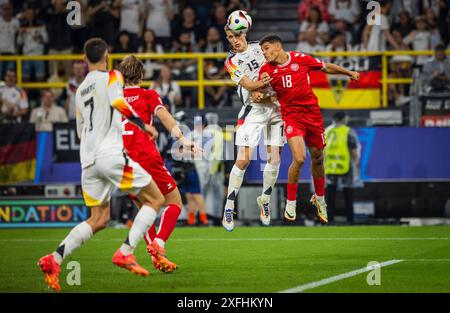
[136,154,177,195]
[283,104,326,149]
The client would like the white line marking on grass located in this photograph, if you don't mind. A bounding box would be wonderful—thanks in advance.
[279,259,404,293]
[0,237,448,242]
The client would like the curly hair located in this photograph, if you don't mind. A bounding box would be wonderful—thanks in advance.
[118,55,144,85]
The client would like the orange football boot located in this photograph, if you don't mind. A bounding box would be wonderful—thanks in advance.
[37,254,61,292]
[112,249,149,276]
[147,241,177,273]
[187,212,196,225]
[199,212,209,225]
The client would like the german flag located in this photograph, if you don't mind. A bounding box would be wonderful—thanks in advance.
[0,124,36,184]
[310,71,381,109]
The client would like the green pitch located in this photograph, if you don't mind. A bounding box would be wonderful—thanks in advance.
[1,226,450,293]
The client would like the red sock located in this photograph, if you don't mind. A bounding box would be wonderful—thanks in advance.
[144,224,157,245]
[156,204,181,242]
[313,176,325,196]
[287,183,298,201]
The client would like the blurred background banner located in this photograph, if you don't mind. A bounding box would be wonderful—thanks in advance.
[0,124,36,184]
[247,127,450,183]
[52,121,80,163]
[311,71,381,109]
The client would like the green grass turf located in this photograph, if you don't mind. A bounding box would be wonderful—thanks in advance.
[0,226,449,293]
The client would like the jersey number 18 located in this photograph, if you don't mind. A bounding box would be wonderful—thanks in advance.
[282,75,292,88]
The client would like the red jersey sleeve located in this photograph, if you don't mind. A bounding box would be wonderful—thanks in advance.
[147,90,166,116]
[301,53,325,72]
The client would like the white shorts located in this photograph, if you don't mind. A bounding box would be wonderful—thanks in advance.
[235,105,285,147]
[81,152,152,207]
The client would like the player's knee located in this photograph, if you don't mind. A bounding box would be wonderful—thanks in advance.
[312,154,324,166]
[88,215,109,232]
[292,154,306,167]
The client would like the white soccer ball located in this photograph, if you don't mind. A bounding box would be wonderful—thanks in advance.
[227,10,252,34]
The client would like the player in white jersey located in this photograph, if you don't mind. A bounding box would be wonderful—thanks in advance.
[37,38,165,291]
[222,26,285,231]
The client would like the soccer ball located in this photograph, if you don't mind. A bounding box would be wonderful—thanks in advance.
[227,10,252,34]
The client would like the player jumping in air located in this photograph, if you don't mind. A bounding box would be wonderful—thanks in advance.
[222,26,285,232]
[118,55,200,272]
[38,38,165,291]
[257,35,360,224]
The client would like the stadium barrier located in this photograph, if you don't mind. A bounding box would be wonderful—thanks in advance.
[0,50,447,108]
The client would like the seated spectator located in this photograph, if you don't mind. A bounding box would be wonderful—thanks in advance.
[296,28,324,54]
[325,32,351,63]
[144,0,174,50]
[47,62,66,105]
[30,89,68,132]
[170,31,199,80]
[17,3,48,82]
[328,0,360,24]
[392,11,415,38]
[332,19,352,45]
[403,16,432,65]
[208,4,228,45]
[223,0,251,16]
[113,31,135,53]
[114,0,145,48]
[421,43,450,92]
[138,29,165,80]
[87,0,119,48]
[172,6,206,51]
[0,2,19,79]
[46,0,74,78]
[298,0,330,23]
[153,64,182,113]
[203,27,228,107]
[0,69,28,123]
[65,61,87,120]
[299,6,329,46]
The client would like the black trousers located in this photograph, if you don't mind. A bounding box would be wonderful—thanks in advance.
[326,184,354,223]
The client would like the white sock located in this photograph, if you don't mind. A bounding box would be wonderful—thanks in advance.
[286,200,296,208]
[316,195,325,201]
[120,205,157,256]
[155,238,165,248]
[225,165,245,208]
[53,221,93,265]
[261,163,280,202]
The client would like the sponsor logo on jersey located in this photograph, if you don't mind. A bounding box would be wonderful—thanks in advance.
[238,60,244,65]
[291,63,299,71]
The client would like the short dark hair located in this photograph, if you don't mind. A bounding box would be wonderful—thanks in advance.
[333,111,347,122]
[259,34,283,47]
[83,38,108,64]
[435,43,446,52]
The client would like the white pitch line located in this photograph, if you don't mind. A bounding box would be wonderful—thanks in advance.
[279,259,404,293]
[0,237,448,242]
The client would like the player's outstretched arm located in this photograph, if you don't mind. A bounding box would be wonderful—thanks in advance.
[322,63,360,81]
[156,108,202,155]
[239,75,272,91]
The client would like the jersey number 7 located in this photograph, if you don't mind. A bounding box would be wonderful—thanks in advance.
[84,97,94,131]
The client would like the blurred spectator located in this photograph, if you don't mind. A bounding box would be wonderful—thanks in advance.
[299,6,330,46]
[422,43,450,92]
[328,0,360,24]
[203,27,228,107]
[170,31,198,79]
[424,7,444,49]
[65,61,87,120]
[223,0,251,16]
[173,6,206,51]
[47,62,66,105]
[362,1,399,52]
[298,0,330,23]
[153,63,182,113]
[17,4,48,82]
[30,89,68,131]
[389,30,413,106]
[113,30,135,53]
[87,0,119,48]
[0,69,28,123]
[208,4,228,46]
[403,16,432,65]
[138,29,164,80]
[296,29,324,54]
[392,11,415,38]
[114,0,145,47]
[144,0,174,50]
[188,0,213,26]
[0,2,19,79]
[70,0,89,54]
[325,32,351,63]
[46,0,73,77]
[389,0,421,22]
[332,19,352,44]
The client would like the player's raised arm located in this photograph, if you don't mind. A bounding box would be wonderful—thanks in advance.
[107,70,158,139]
[224,56,272,91]
[322,62,360,81]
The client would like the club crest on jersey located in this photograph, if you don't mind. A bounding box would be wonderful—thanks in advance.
[291,63,299,71]
[286,125,293,134]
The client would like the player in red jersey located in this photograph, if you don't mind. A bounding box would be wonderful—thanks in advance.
[256,35,360,224]
[118,55,200,272]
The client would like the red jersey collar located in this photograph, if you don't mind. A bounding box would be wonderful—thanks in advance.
[277,52,291,68]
